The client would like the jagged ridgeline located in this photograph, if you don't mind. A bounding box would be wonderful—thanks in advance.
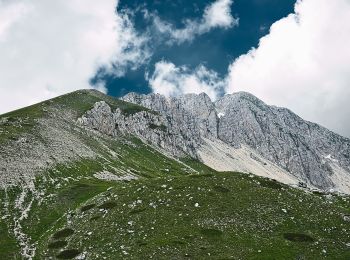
[0,89,349,259]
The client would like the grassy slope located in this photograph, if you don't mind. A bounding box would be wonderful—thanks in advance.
[0,209,21,259]
[36,170,350,260]
[0,90,349,259]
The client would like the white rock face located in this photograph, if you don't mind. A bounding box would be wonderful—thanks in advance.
[215,92,350,192]
[80,92,350,194]
[78,100,201,158]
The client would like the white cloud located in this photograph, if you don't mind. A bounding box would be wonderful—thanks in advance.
[0,0,149,114]
[147,61,225,100]
[226,0,350,137]
[0,1,30,39]
[203,0,235,28]
[151,0,238,44]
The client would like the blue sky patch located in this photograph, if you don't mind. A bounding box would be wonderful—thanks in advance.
[94,0,295,97]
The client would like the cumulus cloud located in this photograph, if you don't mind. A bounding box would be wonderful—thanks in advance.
[151,0,238,44]
[0,0,149,114]
[147,61,225,100]
[226,0,350,137]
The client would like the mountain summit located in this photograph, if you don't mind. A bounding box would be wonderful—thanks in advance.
[1,89,349,259]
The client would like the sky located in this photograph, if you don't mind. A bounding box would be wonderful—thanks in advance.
[1,0,350,137]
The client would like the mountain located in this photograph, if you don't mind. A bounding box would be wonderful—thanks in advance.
[121,91,350,193]
[0,89,349,259]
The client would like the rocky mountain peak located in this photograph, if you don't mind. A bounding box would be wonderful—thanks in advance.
[118,91,350,193]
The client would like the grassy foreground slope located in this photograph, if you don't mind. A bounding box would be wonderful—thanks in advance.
[37,171,350,259]
[0,90,349,259]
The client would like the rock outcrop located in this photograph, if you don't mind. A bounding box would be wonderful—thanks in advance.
[78,101,201,158]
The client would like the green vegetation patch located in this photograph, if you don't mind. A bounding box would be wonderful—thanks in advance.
[98,201,118,210]
[200,228,223,238]
[129,207,147,214]
[48,240,68,249]
[213,185,230,193]
[90,215,102,221]
[258,178,284,190]
[80,203,96,212]
[189,173,214,178]
[283,233,315,242]
[0,216,21,259]
[21,177,111,242]
[56,249,81,259]
[53,228,74,239]
[0,103,44,144]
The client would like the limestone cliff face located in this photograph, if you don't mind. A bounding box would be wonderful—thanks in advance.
[215,92,350,189]
[78,101,200,158]
[79,92,350,193]
[122,92,218,138]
